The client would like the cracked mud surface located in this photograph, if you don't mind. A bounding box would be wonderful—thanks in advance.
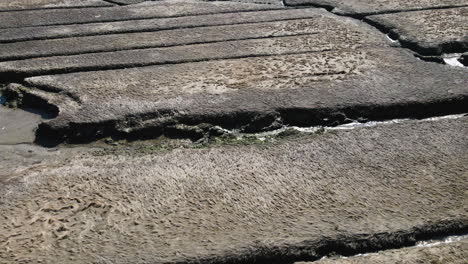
[0,0,467,263]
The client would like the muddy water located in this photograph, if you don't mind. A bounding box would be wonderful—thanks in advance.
[0,99,44,145]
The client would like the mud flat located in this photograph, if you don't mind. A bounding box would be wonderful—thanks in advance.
[0,14,382,61]
[0,4,466,144]
[0,1,467,263]
[0,0,277,29]
[0,8,388,75]
[0,117,467,263]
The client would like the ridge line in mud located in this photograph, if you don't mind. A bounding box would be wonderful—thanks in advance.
[0,6,282,30]
[2,46,361,81]
[0,10,322,44]
[0,29,324,62]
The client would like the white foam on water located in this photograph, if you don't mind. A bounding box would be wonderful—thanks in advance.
[225,114,467,140]
[386,35,398,43]
[442,54,466,68]
[444,57,465,67]
[317,234,467,261]
[416,234,468,248]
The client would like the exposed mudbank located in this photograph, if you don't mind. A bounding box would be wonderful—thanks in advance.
[30,96,468,147]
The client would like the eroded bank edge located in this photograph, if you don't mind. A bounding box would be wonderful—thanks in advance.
[283,2,468,61]
[169,219,468,264]
[2,83,468,147]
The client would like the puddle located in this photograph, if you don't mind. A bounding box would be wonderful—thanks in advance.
[442,53,466,68]
[0,104,45,145]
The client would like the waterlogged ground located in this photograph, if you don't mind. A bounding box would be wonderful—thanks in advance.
[0,0,467,263]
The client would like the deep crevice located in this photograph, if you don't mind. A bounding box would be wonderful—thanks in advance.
[171,220,467,264]
[459,54,468,67]
[101,0,127,6]
[30,93,468,147]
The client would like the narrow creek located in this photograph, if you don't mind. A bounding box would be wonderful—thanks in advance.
[225,113,467,142]
[313,233,468,262]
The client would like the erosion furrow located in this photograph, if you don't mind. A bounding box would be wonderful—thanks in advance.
[0,0,113,12]
[0,0,280,29]
[0,17,368,61]
[0,9,321,44]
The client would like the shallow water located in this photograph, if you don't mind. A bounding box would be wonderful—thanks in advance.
[0,104,44,145]
[416,234,468,248]
[442,54,465,68]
